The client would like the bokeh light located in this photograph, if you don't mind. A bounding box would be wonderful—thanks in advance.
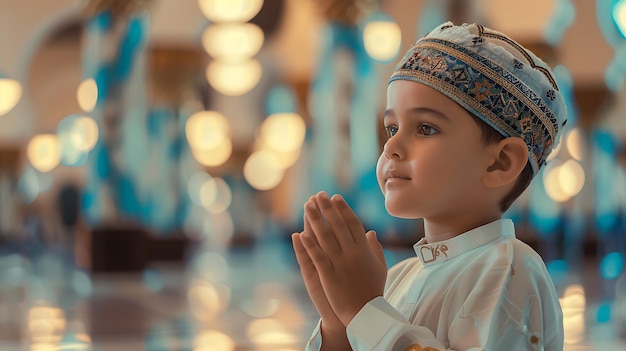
[199,177,218,209]
[543,161,570,202]
[57,115,99,166]
[27,134,61,173]
[267,148,301,169]
[193,330,235,351]
[202,23,264,60]
[247,318,299,347]
[600,252,624,280]
[206,59,262,96]
[0,76,22,116]
[363,14,402,63]
[558,159,585,198]
[560,284,586,345]
[190,139,232,167]
[77,78,98,112]
[188,171,215,206]
[198,0,263,23]
[28,304,66,345]
[260,113,306,153]
[613,0,626,38]
[565,128,584,161]
[203,177,232,213]
[185,111,230,151]
[244,150,285,190]
[188,281,223,321]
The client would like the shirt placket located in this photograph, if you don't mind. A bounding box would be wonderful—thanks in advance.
[401,267,433,321]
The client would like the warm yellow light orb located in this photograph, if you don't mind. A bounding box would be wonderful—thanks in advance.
[260,113,306,152]
[188,280,225,322]
[77,79,98,112]
[202,23,265,60]
[543,163,570,203]
[0,78,22,116]
[193,330,235,351]
[559,159,585,198]
[73,116,99,151]
[191,138,232,167]
[198,0,263,23]
[565,129,584,161]
[186,111,230,150]
[268,147,301,169]
[206,59,262,96]
[363,20,402,63]
[244,150,285,190]
[27,134,61,173]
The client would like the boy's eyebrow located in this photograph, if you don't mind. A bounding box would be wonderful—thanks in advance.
[384,107,450,121]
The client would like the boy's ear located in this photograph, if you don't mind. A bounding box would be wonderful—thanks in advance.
[483,137,528,189]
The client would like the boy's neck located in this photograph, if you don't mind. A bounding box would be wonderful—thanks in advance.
[422,210,502,244]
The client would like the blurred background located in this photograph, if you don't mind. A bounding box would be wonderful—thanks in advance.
[0,0,626,349]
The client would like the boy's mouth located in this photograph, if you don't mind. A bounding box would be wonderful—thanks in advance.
[385,170,411,183]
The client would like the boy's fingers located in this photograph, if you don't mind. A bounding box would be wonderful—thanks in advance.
[300,231,333,272]
[331,194,366,244]
[366,231,386,266]
[315,192,354,248]
[293,233,320,277]
[292,233,313,266]
[305,198,341,254]
[304,211,313,234]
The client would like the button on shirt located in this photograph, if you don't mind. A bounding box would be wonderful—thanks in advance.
[305,219,563,350]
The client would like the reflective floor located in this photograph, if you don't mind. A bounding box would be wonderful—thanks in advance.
[1,236,625,350]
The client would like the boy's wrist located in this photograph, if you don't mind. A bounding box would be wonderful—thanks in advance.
[320,319,346,335]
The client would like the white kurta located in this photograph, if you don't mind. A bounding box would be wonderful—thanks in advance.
[306,219,563,350]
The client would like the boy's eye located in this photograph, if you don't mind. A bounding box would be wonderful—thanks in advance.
[385,126,398,138]
[418,124,438,136]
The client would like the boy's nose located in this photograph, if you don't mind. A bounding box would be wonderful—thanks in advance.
[383,136,404,160]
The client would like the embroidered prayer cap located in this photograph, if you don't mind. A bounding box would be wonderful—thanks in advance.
[389,22,567,174]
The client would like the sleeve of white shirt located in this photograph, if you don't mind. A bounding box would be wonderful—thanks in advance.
[345,244,563,351]
[304,320,322,351]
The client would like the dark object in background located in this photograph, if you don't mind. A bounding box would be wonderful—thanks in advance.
[58,184,81,230]
[91,227,148,272]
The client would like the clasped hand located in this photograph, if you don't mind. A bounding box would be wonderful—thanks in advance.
[292,191,387,328]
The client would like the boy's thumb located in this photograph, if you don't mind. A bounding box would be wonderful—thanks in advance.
[366,230,386,265]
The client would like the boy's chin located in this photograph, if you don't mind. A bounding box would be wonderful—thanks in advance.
[384,202,421,219]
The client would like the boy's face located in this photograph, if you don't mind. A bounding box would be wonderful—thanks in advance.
[376,81,496,219]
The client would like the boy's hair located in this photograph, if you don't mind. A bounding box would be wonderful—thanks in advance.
[473,116,534,212]
[389,22,568,178]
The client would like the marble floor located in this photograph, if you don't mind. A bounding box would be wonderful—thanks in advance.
[0,236,625,350]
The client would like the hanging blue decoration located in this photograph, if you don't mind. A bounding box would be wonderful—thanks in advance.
[528,167,562,238]
[596,0,626,91]
[264,85,297,116]
[592,128,621,233]
[544,0,576,46]
[308,19,380,203]
[416,0,447,37]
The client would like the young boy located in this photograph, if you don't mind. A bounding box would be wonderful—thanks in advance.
[292,22,566,350]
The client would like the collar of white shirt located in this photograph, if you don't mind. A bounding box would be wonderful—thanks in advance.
[413,219,516,266]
